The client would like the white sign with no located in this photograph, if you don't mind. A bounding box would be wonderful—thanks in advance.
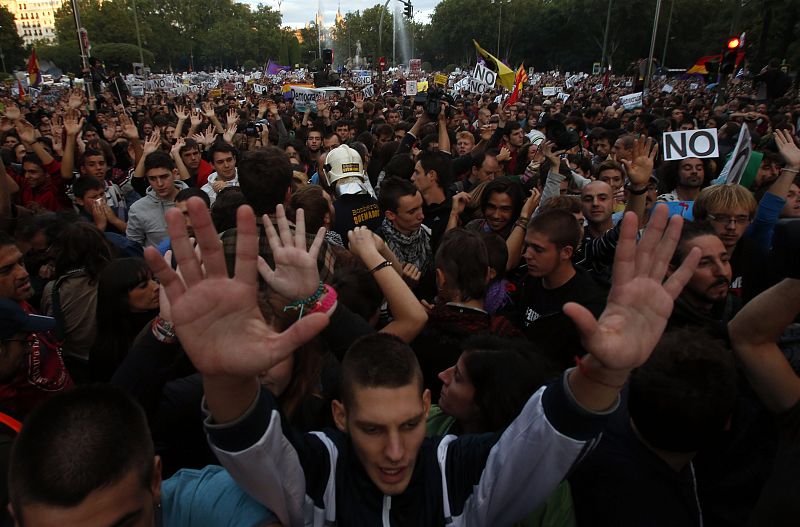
[662,129,719,161]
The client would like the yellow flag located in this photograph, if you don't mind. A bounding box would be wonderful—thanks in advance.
[473,39,515,90]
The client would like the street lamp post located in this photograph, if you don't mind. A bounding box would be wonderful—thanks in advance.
[661,0,675,67]
[130,0,145,67]
[600,0,612,71]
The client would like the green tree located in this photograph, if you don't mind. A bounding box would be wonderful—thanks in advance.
[0,6,25,71]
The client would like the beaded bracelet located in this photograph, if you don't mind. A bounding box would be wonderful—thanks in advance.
[151,316,177,344]
[283,281,325,318]
[781,167,799,174]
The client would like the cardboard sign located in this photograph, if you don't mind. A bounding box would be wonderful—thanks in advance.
[620,91,643,110]
[592,62,601,75]
[417,81,428,93]
[361,84,374,98]
[662,129,719,161]
[472,63,497,89]
[352,70,372,86]
[542,87,557,96]
[689,82,699,90]
[130,84,144,96]
[406,80,417,95]
[253,84,267,94]
[434,73,448,86]
[409,59,421,72]
[556,92,570,102]
[624,80,633,87]
[468,78,492,94]
[132,62,144,76]
[593,83,603,92]
[662,84,673,93]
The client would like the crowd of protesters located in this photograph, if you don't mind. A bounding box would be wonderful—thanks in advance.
[0,57,798,527]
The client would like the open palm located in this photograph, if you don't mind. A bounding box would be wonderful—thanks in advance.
[564,205,700,371]
[144,199,329,377]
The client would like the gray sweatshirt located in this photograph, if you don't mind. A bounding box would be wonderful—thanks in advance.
[126,181,189,248]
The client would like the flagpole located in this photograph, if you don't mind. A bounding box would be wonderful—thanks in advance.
[70,0,93,98]
[642,0,662,98]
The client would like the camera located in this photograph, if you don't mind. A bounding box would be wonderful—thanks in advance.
[414,88,454,119]
[244,120,268,137]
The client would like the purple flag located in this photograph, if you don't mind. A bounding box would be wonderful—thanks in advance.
[266,59,290,75]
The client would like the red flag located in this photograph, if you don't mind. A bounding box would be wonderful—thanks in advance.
[504,64,527,107]
[27,48,42,87]
[17,79,25,102]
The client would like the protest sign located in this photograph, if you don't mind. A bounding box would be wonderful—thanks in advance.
[352,70,372,86]
[620,91,643,110]
[662,129,719,161]
[417,81,428,92]
[718,124,753,185]
[593,83,603,92]
[253,84,267,94]
[362,84,375,98]
[290,86,324,112]
[472,63,497,89]
[542,87,557,96]
[689,83,699,90]
[434,73,448,86]
[130,84,144,97]
[410,59,421,73]
[556,92,570,102]
[592,62,601,74]
[406,80,417,96]
[662,84,673,93]
[132,62,144,76]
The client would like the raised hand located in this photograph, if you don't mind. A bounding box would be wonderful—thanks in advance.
[497,146,512,163]
[775,129,800,169]
[0,118,13,133]
[175,104,190,121]
[353,91,364,111]
[226,108,238,127]
[256,204,325,302]
[144,198,329,377]
[14,119,36,144]
[119,113,140,140]
[258,99,269,116]
[102,124,117,142]
[68,89,84,110]
[171,136,185,156]
[4,103,21,121]
[479,124,493,142]
[63,108,85,136]
[201,102,216,118]
[520,188,542,217]
[540,140,562,168]
[451,191,470,215]
[563,205,700,372]
[621,135,657,187]
[222,122,237,144]
[190,109,203,128]
[143,129,161,155]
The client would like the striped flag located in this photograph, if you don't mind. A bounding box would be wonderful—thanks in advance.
[504,64,527,107]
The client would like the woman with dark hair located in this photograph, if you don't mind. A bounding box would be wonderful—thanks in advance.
[90,258,159,381]
[427,335,575,527]
[285,139,313,175]
[411,228,521,400]
[40,221,113,382]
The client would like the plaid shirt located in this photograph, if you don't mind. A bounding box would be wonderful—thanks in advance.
[221,216,336,283]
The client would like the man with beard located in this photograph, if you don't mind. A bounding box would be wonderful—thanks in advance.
[0,233,72,418]
[658,157,708,202]
[667,222,734,330]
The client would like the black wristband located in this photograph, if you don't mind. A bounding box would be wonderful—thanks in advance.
[370,260,393,274]
[626,185,648,196]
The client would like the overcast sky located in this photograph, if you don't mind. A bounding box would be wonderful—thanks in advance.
[242,0,440,28]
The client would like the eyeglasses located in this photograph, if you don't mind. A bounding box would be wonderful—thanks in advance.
[707,214,751,226]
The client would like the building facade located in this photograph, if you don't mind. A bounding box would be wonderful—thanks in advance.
[2,0,60,45]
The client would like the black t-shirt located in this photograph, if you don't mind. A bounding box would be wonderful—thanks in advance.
[332,193,382,240]
[515,268,607,369]
[422,197,452,253]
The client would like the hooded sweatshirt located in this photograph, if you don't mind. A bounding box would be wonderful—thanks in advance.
[126,181,189,248]
[201,169,239,205]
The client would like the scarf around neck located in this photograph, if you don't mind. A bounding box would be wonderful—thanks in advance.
[381,217,432,275]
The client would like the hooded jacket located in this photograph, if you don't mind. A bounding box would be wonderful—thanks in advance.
[201,169,239,205]
[126,181,189,248]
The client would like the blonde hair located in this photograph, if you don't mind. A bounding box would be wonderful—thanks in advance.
[693,184,757,220]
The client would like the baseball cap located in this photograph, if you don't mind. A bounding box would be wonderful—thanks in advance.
[0,299,55,339]
[526,130,546,145]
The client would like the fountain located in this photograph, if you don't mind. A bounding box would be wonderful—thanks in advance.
[393,2,412,68]
[354,41,363,69]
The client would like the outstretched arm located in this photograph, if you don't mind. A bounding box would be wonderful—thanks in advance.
[564,204,701,411]
[728,278,800,413]
[145,199,330,424]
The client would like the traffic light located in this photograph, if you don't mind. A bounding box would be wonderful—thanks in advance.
[403,2,413,18]
[704,59,719,83]
[721,36,741,75]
